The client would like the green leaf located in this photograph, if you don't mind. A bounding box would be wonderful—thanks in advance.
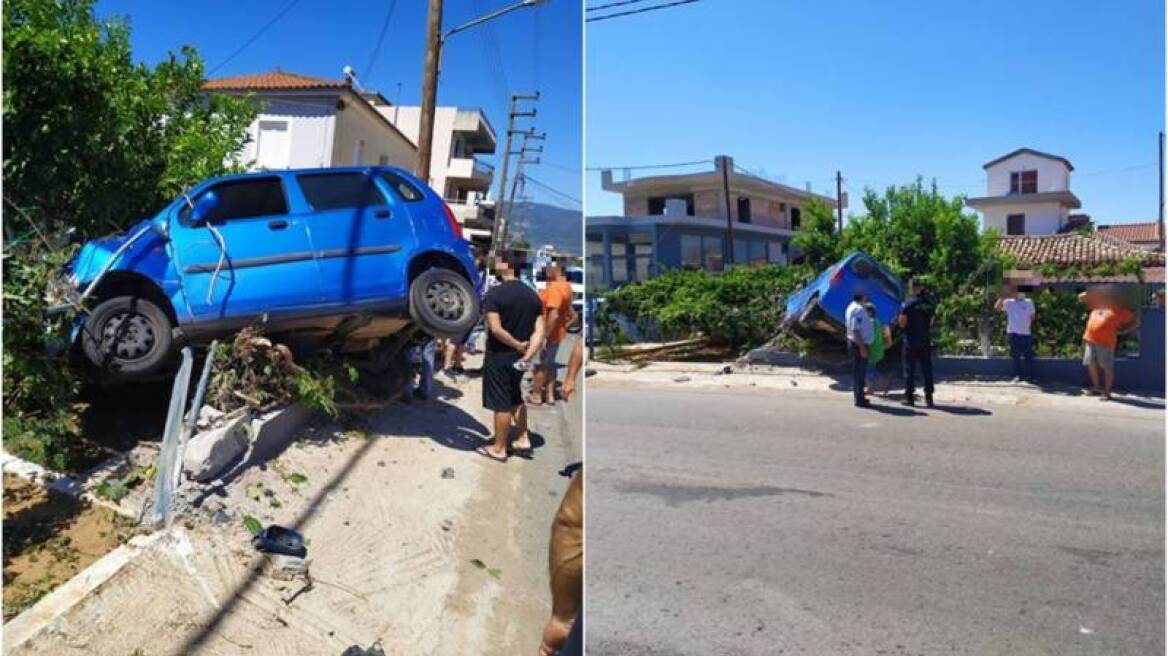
[469,558,486,570]
[285,473,307,485]
[242,515,263,536]
[487,568,502,579]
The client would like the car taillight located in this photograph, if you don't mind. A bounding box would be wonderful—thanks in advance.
[442,203,464,239]
[830,266,844,285]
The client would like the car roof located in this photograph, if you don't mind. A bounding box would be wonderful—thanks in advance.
[201,165,418,185]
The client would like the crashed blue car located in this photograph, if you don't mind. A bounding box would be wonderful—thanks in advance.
[783,251,905,338]
[52,167,481,379]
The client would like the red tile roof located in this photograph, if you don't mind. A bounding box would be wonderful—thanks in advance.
[997,232,1165,267]
[1097,221,1163,244]
[203,71,348,91]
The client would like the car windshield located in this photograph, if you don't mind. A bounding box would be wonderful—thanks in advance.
[566,270,583,284]
[849,257,901,298]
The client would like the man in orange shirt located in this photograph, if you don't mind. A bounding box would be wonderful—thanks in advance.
[530,262,574,406]
[1079,287,1139,400]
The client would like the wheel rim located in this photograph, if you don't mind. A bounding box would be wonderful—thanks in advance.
[423,279,469,323]
[100,310,157,362]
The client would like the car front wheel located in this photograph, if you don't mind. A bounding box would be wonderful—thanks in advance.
[80,295,174,378]
[408,268,479,339]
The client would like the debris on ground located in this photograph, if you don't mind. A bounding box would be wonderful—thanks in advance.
[252,524,308,558]
[341,642,386,656]
[441,467,455,479]
[673,376,691,383]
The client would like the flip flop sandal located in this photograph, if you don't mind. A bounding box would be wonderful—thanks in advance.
[475,446,508,463]
[510,440,534,456]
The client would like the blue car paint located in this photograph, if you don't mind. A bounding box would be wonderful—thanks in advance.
[784,252,905,336]
[66,166,479,346]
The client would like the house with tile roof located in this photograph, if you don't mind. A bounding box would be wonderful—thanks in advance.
[1097,221,1164,251]
[965,148,1081,236]
[997,231,1165,284]
[203,70,416,172]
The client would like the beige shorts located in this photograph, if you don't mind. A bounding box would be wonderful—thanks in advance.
[1083,342,1115,369]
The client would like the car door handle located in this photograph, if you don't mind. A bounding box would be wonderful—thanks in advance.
[374,209,391,219]
[267,219,289,230]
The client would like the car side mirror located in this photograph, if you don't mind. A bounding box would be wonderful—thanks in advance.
[151,216,170,241]
[190,191,220,225]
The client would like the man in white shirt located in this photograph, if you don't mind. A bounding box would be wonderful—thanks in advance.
[995,286,1037,382]
[845,289,875,407]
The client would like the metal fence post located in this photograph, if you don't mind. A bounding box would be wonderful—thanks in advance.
[150,347,194,528]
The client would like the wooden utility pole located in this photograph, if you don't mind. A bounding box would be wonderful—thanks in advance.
[489,94,539,259]
[415,0,443,182]
[717,155,734,266]
[836,171,844,233]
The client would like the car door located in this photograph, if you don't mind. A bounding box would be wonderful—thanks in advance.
[169,176,323,319]
[295,170,417,306]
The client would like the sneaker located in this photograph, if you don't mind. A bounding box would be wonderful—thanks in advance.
[855,399,872,408]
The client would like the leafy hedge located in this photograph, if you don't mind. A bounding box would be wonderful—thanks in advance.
[2,0,258,470]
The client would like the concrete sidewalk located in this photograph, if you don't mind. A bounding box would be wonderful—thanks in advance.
[5,339,582,656]
[589,360,1165,415]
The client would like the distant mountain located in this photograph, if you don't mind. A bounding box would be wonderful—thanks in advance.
[506,201,582,255]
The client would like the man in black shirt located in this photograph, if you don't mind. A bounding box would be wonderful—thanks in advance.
[898,278,936,408]
[478,252,545,462]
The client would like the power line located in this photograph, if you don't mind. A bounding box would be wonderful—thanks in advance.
[362,0,400,84]
[525,175,583,205]
[208,0,303,75]
[542,160,582,174]
[586,0,701,23]
[586,0,652,12]
[585,158,711,171]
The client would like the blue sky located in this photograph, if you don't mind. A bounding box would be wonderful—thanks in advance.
[585,0,1165,224]
[97,0,582,211]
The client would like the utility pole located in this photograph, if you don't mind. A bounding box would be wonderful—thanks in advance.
[489,95,539,259]
[415,0,443,182]
[499,129,544,251]
[414,0,541,184]
[836,170,844,234]
[717,155,734,266]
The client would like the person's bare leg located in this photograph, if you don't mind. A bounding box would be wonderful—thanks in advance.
[484,411,509,459]
[1086,363,1101,394]
[1103,365,1115,397]
[512,403,532,450]
[542,363,557,402]
[529,368,548,404]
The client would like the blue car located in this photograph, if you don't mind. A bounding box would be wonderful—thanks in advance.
[783,251,905,338]
[54,167,481,379]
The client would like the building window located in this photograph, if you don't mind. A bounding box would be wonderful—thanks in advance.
[767,241,786,264]
[703,236,724,271]
[1009,170,1037,195]
[790,207,802,230]
[734,238,747,265]
[648,194,694,216]
[737,196,751,223]
[1007,213,1026,235]
[682,234,724,271]
[586,237,606,291]
[748,240,767,266]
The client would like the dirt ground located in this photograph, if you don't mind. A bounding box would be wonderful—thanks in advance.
[2,475,131,620]
[4,339,581,655]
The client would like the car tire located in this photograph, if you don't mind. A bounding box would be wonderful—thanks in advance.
[80,295,174,377]
[408,267,479,340]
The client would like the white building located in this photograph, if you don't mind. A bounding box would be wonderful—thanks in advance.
[203,71,417,171]
[380,105,498,245]
[965,148,1082,235]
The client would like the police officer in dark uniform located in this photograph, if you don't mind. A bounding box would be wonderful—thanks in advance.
[898,278,936,408]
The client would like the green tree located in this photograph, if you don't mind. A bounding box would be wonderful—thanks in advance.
[791,199,842,269]
[2,0,259,469]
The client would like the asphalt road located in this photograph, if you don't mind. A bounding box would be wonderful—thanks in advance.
[585,385,1165,656]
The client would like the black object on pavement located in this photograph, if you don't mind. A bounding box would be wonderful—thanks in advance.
[252,524,308,558]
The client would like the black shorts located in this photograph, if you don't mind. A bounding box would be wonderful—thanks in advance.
[482,352,524,411]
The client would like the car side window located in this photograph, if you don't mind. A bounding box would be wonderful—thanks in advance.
[378,172,424,202]
[297,172,390,210]
[180,177,288,224]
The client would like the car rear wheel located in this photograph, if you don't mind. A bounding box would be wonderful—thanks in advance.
[408,268,479,339]
[80,295,174,377]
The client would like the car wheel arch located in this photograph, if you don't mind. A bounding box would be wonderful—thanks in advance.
[407,250,473,284]
[88,271,178,327]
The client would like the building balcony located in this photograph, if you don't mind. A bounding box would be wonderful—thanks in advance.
[446,198,495,231]
[453,109,497,153]
[447,157,494,189]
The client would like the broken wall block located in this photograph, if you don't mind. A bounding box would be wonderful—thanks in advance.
[183,415,250,483]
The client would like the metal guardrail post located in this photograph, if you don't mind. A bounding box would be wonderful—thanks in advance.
[150,346,194,528]
[173,340,218,493]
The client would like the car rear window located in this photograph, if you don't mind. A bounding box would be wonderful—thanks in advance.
[378,172,424,202]
[850,258,901,297]
[182,177,288,223]
[297,173,389,210]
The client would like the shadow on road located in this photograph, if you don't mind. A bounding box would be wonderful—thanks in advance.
[926,404,993,416]
[865,403,926,417]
